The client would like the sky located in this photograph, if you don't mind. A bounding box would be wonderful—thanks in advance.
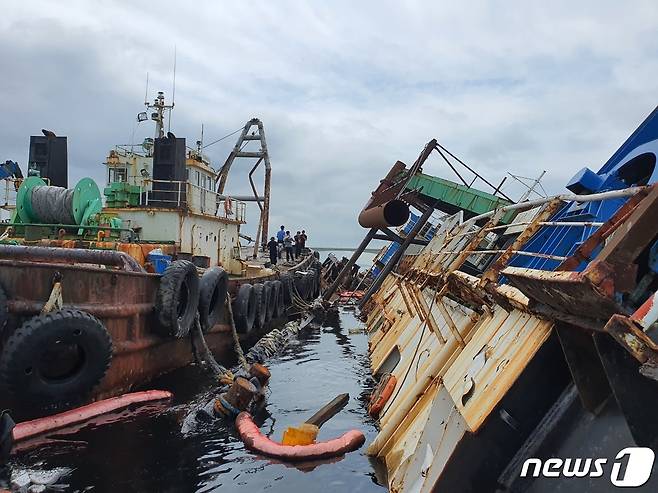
[1,0,657,247]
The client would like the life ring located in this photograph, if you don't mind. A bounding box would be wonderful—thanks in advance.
[252,284,268,329]
[155,260,200,338]
[224,197,233,216]
[198,267,229,332]
[233,284,256,333]
[263,281,276,322]
[0,309,112,410]
[235,412,365,461]
[368,373,397,418]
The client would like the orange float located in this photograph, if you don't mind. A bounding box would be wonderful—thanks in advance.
[12,390,173,443]
[235,412,365,461]
[368,373,397,417]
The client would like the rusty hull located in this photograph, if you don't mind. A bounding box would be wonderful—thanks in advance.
[0,256,262,416]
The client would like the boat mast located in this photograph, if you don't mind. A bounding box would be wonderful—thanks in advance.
[146,92,174,139]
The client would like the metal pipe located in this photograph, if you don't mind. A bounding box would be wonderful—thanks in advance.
[217,194,265,202]
[322,228,378,301]
[372,233,429,246]
[358,199,410,228]
[436,249,567,262]
[463,186,646,228]
[359,205,434,308]
[0,244,145,273]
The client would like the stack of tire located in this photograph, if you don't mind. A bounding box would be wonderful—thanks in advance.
[232,279,285,334]
[156,261,228,336]
[291,265,321,303]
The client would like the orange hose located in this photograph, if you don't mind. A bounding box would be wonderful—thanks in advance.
[12,390,173,442]
[235,412,365,461]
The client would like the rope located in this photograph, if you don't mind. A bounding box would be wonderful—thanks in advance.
[202,127,244,149]
[246,320,301,363]
[190,313,228,377]
[30,186,75,224]
[226,293,249,371]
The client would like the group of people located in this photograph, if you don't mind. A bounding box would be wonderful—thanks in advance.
[267,226,308,265]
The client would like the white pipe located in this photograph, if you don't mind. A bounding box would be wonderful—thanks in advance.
[464,186,646,228]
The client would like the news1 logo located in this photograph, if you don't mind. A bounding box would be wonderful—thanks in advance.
[520,447,655,487]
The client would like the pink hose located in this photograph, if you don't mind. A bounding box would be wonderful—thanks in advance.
[235,412,365,461]
[12,390,173,442]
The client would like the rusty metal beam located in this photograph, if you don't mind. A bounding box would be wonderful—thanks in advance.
[322,228,377,301]
[359,205,435,308]
[480,198,563,286]
[557,188,649,271]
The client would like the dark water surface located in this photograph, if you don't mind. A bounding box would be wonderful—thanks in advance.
[8,309,386,492]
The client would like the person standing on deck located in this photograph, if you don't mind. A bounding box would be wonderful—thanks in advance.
[267,236,278,266]
[300,230,308,254]
[276,225,285,259]
[294,231,302,259]
[283,231,294,262]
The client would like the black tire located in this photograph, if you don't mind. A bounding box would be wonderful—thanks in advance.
[293,272,305,300]
[280,273,293,305]
[0,283,7,331]
[308,268,319,299]
[156,260,200,338]
[198,267,228,332]
[252,283,267,329]
[264,281,276,322]
[233,284,256,333]
[0,309,112,408]
[272,280,285,318]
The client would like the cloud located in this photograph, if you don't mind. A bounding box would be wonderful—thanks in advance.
[1,0,657,246]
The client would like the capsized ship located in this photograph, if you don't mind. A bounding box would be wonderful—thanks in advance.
[329,107,658,491]
[0,92,321,417]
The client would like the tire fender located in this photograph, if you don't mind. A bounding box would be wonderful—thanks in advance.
[0,309,112,409]
[156,260,200,338]
[252,284,267,329]
[272,280,285,318]
[199,267,228,332]
[263,281,275,322]
[233,284,256,333]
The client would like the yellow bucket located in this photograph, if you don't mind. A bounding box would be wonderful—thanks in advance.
[281,423,319,446]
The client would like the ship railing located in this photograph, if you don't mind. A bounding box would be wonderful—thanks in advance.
[139,179,246,222]
[0,178,19,211]
[412,185,645,273]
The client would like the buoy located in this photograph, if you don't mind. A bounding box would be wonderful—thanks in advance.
[235,412,365,462]
[12,390,173,443]
[368,373,397,418]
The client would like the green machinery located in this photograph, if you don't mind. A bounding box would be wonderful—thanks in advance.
[10,177,123,238]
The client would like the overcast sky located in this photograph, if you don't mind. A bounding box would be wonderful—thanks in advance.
[2,1,657,247]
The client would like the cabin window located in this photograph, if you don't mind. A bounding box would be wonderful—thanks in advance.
[109,167,127,183]
[196,170,200,186]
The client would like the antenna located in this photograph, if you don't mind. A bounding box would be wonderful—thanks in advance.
[168,46,177,132]
[144,72,149,105]
[509,170,548,202]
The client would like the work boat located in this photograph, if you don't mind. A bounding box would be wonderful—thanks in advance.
[0,92,321,418]
[328,106,658,491]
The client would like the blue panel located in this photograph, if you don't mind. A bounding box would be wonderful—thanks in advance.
[505,109,658,275]
[371,212,436,277]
